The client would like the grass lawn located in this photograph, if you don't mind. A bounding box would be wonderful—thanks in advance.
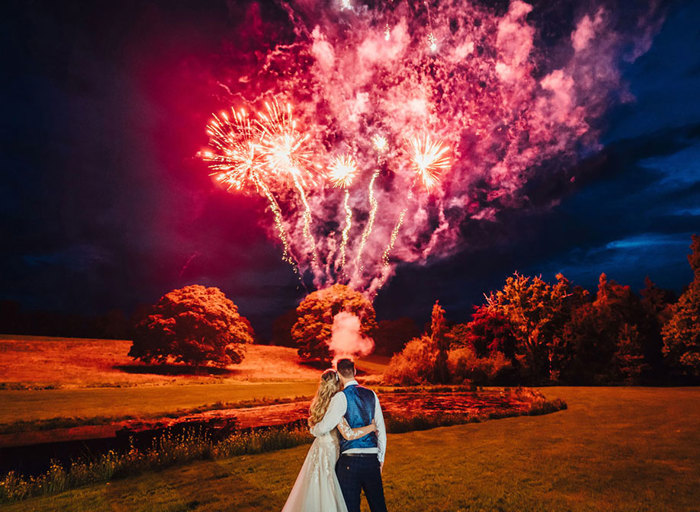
[0,336,388,431]
[0,336,324,388]
[0,382,319,424]
[6,386,699,512]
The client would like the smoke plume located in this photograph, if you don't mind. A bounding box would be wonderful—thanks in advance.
[328,311,374,364]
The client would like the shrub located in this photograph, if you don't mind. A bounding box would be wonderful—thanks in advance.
[447,347,512,385]
[383,336,438,385]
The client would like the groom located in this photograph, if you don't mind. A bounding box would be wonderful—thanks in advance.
[311,358,388,512]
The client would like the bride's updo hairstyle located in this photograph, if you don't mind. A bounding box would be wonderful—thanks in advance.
[308,369,341,426]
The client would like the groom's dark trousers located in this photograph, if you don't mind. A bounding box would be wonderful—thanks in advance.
[336,453,388,512]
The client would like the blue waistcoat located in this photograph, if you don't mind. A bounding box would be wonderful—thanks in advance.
[340,384,378,452]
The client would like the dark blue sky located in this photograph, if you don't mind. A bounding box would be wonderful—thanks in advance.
[1,0,699,335]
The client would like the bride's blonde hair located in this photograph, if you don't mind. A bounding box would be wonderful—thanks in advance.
[308,369,341,426]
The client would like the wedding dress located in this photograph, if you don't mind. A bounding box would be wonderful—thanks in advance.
[281,429,347,512]
[282,418,365,512]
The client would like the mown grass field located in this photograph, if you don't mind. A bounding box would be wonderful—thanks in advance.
[0,382,319,424]
[0,336,323,388]
[5,386,699,512]
[0,336,388,431]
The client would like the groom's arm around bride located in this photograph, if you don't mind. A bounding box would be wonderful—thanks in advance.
[311,359,388,512]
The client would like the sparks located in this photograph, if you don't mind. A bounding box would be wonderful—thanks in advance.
[372,134,388,154]
[328,155,358,188]
[409,135,450,190]
[354,169,380,277]
[256,99,316,189]
[202,105,301,275]
[259,181,298,270]
[198,0,644,294]
[338,190,353,274]
[427,33,438,53]
[202,108,265,192]
[256,99,320,272]
[381,208,407,271]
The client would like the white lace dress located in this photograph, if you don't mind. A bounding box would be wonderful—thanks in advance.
[281,419,361,512]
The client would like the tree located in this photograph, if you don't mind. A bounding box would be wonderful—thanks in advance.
[662,235,700,378]
[613,323,648,383]
[662,280,700,378]
[558,273,650,384]
[486,272,577,383]
[641,276,676,324]
[688,234,700,276]
[129,285,254,368]
[639,276,676,378]
[449,305,517,359]
[292,284,377,363]
[430,301,450,384]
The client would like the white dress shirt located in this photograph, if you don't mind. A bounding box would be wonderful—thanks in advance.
[310,380,387,464]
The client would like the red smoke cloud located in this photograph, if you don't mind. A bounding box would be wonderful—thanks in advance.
[204,0,665,296]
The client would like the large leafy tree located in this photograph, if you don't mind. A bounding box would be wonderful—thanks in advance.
[384,335,438,385]
[486,272,578,383]
[662,235,700,378]
[129,285,254,368]
[292,284,377,363]
[559,273,653,383]
[448,305,517,359]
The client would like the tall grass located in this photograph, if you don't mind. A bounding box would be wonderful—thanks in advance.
[0,425,312,504]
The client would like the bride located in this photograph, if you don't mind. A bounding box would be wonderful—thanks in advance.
[281,369,377,512]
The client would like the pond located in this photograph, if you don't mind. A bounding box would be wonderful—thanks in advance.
[0,388,539,476]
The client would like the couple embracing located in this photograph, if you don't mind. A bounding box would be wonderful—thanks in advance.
[282,358,388,512]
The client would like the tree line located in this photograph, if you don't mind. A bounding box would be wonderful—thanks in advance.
[386,235,700,385]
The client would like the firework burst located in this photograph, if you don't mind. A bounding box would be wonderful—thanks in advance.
[409,135,450,190]
[254,99,320,271]
[256,100,316,189]
[199,0,661,295]
[202,106,302,271]
[328,155,358,189]
[372,134,389,155]
[202,109,265,192]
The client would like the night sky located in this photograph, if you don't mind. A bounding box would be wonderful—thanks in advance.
[2,0,699,337]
